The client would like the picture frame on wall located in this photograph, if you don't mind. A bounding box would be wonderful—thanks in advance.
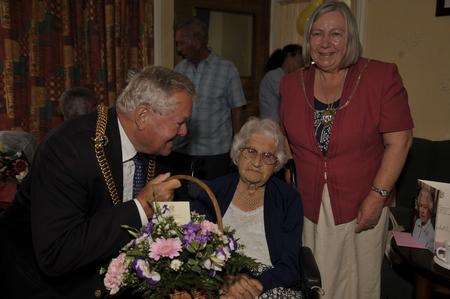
[436,0,450,16]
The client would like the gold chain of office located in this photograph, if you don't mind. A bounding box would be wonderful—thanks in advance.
[94,103,155,205]
[300,59,370,123]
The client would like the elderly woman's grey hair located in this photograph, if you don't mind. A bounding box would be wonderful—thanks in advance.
[230,117,288,172]
[417,188,434,213]
[0,131,37,163]
[116,66,196,114]
[175,18,209,45]
[303,1,362,68]
[59,87,96,121]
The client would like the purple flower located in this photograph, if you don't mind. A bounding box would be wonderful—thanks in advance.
[195,234,211,244]
[182,222,202,246]
[142,221,154,235]
[183,222,201,234]
[161,204,170,214]
[208,270,216,277]
[132,259,161,286]
[227,235,237,251]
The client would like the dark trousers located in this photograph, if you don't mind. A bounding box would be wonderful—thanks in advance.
[158,151,234,180]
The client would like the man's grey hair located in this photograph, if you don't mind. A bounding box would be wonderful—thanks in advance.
[116,66,196,114]
[230,117,288,172]
[303,1,362,68]
[59,87,96,121]
[175,18,209,45]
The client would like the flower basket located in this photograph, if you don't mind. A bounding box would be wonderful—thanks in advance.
[101,175,258,298]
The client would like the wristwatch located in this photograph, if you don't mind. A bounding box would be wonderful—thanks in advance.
[371,185,391,198]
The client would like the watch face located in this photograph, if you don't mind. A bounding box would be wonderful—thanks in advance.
[372,186,390,198]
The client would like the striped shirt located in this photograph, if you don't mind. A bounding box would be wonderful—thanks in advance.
[174,52,246,155]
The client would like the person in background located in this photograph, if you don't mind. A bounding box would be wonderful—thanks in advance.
[191,117,303,298]
[412,187,435,251]
[259,44,303,122]
[171,18,247,180]
[0,66,194,298]
[59,86,97,121]
[280,2,413,299]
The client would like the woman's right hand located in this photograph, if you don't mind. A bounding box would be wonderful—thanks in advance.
[220,274,263,299]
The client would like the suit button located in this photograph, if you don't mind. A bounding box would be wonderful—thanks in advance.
[94,289,102,298]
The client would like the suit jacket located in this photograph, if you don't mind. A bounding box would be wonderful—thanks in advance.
[190,173,303,292]
[1,108,145,298]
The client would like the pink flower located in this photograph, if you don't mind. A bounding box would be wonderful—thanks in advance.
[149,237,182,261]
[104,253,127,295]
[200,220,219,235]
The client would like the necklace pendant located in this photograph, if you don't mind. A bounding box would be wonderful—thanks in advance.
[321,107,336,126]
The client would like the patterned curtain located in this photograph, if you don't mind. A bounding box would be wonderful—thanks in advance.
[0,0,154,139]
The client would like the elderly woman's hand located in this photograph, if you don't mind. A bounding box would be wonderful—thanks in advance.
[220,274,263,299]
[355,192,385,233]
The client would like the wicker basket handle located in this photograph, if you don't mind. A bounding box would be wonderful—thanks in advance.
[169,175,223,233]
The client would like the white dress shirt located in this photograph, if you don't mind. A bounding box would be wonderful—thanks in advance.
[118,118,149,226]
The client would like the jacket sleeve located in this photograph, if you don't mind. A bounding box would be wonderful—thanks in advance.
[31,135,141,277]
[379,63,414,133]
[257,187,303,291]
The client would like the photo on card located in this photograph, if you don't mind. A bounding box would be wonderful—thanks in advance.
[411,180,440,251]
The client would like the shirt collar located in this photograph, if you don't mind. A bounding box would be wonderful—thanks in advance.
[118,117,136,163]
[187,49,215,67]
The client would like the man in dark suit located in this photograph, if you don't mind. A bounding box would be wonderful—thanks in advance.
[0,66,195,298]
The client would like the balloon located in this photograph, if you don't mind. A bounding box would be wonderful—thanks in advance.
[296,0,324,36]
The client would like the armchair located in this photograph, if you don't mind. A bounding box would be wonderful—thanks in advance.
[299,246,323,299]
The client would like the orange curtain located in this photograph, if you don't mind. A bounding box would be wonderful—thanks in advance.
[0,0,154,139]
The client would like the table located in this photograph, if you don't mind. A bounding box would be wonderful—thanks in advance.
[390,239,450,299]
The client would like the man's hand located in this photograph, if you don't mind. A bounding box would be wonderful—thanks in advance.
[220,274,263,299]
[355,191,385,233]
[137,172,181,217]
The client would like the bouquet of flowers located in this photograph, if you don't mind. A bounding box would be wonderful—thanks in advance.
[101,204,259,298]
[0,144,29,184]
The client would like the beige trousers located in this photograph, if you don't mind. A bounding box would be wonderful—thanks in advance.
[303,185,389,299]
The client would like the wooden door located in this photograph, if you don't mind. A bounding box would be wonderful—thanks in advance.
[174,0,271,118]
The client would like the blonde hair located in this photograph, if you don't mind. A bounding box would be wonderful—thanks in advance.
[303,1,362,68]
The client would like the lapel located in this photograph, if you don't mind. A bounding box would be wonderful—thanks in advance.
[105,107,124,198]
[302,59,368,157]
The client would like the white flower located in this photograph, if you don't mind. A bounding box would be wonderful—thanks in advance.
[15,170,28,181]
[170,259,183,271]
[134,233,149,245]
[203,256,224,271]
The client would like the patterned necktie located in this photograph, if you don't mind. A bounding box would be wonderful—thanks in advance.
[132,153,147,198]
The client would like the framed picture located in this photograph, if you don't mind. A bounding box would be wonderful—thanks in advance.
[436,0,450,16]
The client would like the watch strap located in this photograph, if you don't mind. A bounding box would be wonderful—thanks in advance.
[371,185,390,198]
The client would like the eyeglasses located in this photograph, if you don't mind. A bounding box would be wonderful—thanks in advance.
[240,147,278,165]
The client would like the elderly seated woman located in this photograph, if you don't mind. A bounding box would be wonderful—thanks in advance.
[190,117,303,298]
